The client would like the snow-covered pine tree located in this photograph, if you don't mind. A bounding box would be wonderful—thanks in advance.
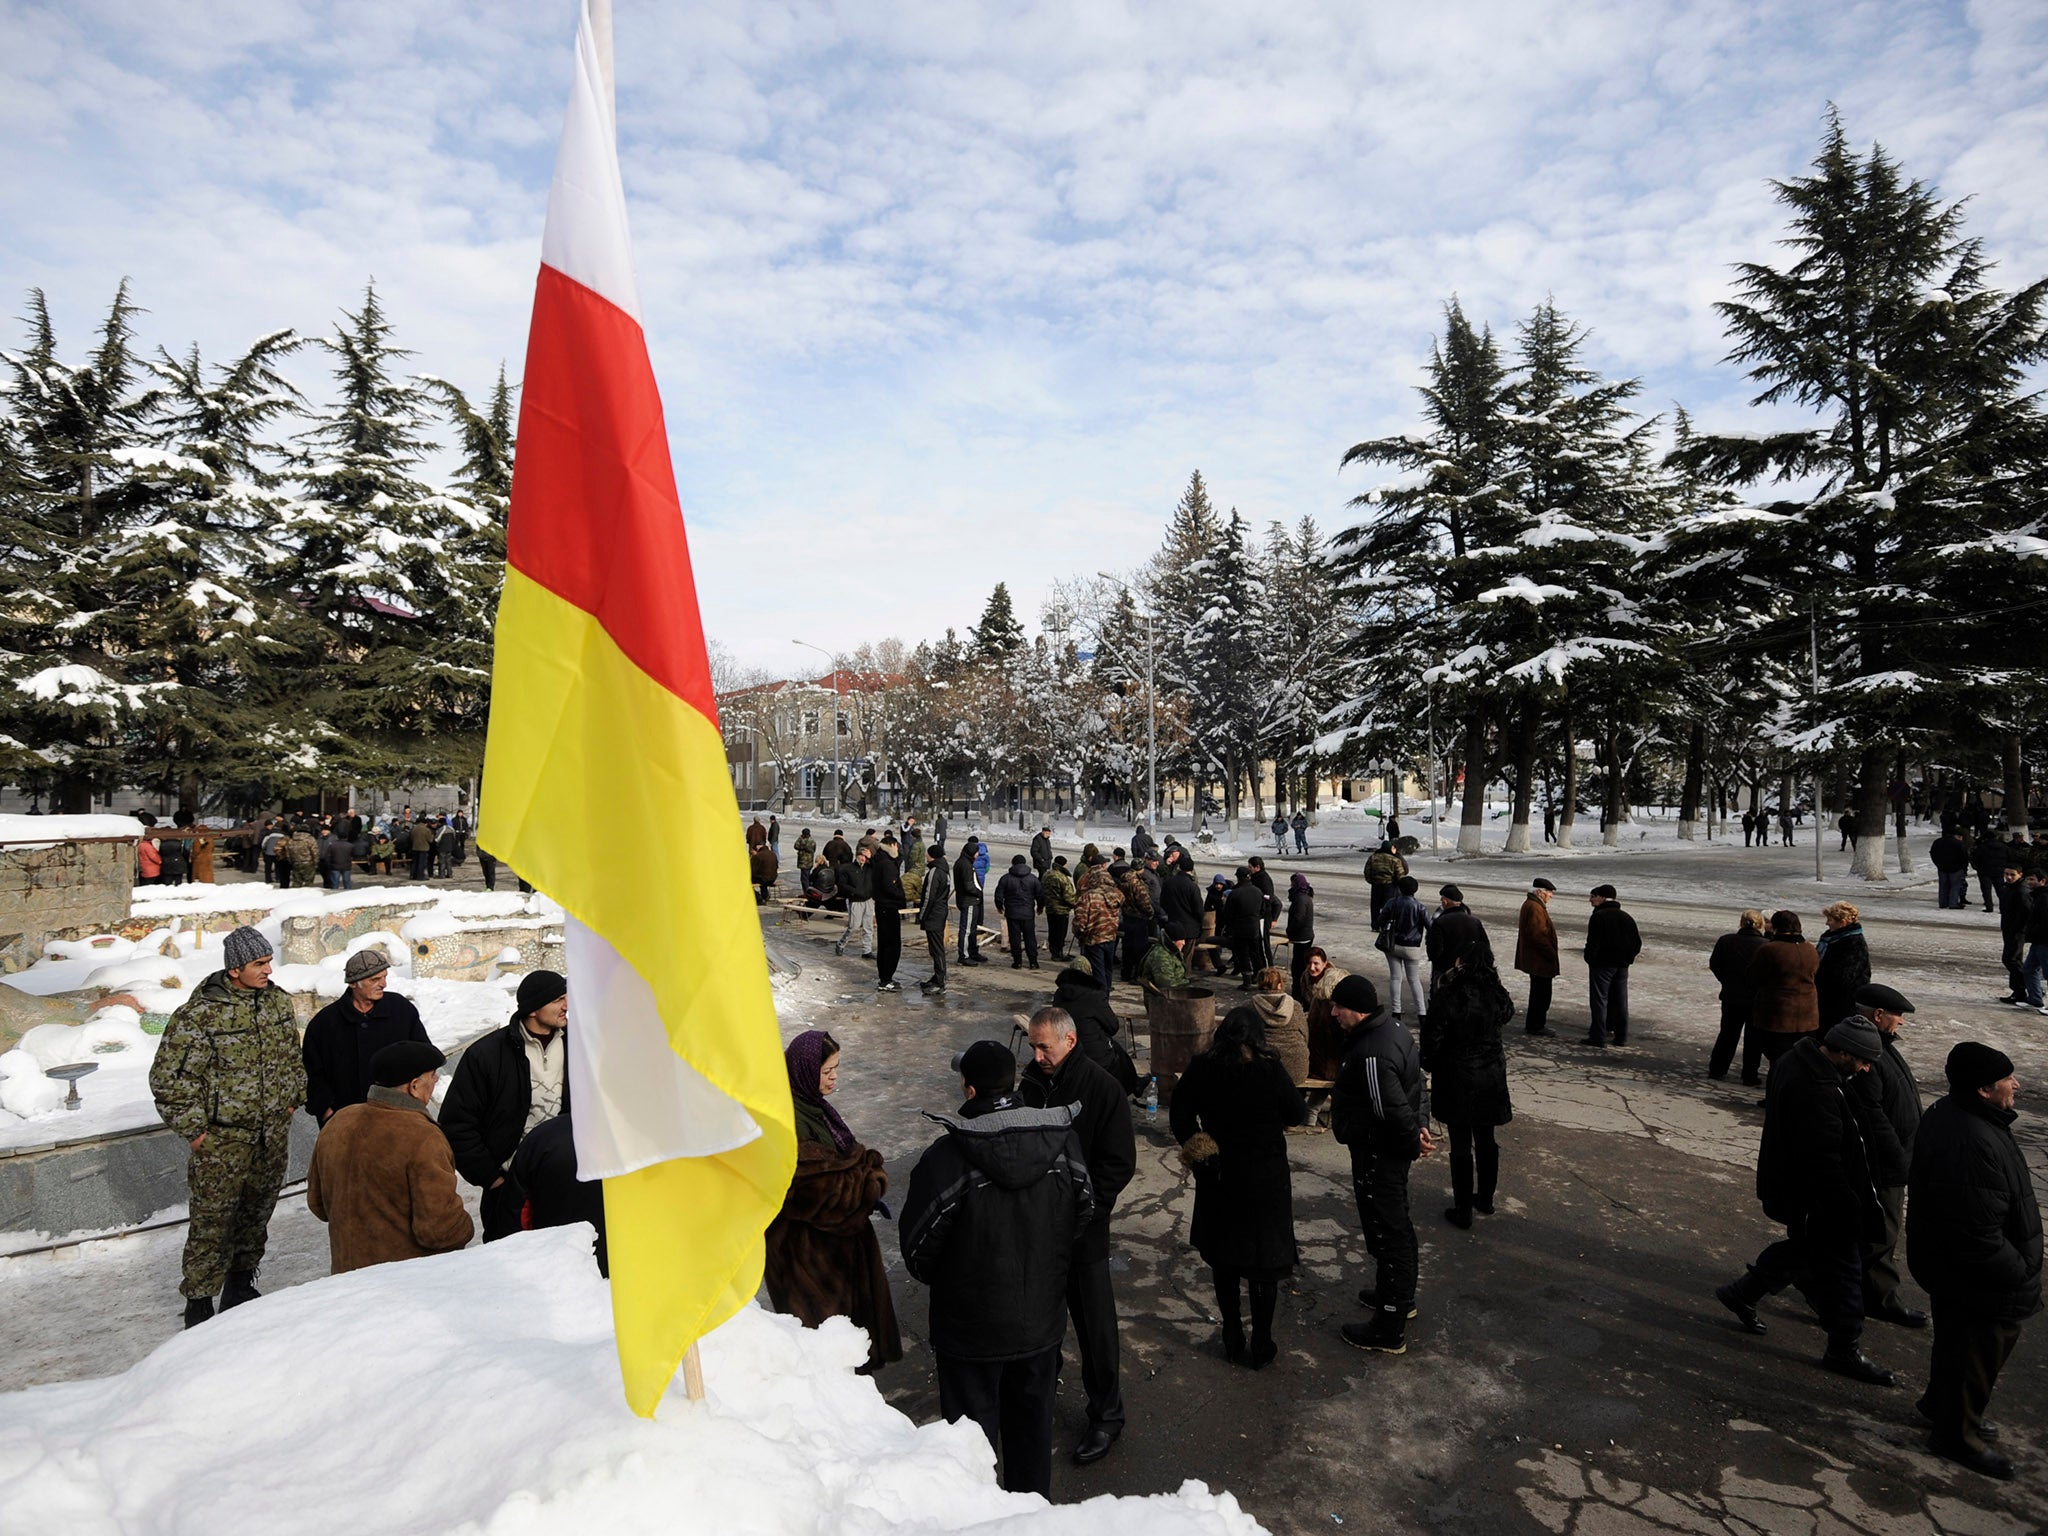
[417,368,514,788]
[0,284,162,811]
[1334,301,1519,854]
[1177,507,1267,838]
[969,582,1026,659]
[277,283,451,790]
[1671,112,2048,876]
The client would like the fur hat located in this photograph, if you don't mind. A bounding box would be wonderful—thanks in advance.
[223,925,272,972]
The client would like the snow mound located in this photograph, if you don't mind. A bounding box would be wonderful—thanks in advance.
[0,1227,1267,1535]
[0,814,144,845]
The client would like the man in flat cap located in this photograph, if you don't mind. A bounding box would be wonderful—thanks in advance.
[302,946,431,1126]
[1908,1042,2040,1481]
[439,970,570,1241]
[307,1041,472,1274]
[1715,1017,1899,1385]
[1852,983,1927,1329]
[149,924,304,1328]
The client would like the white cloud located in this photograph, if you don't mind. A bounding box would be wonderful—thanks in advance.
[3,0,2045,669]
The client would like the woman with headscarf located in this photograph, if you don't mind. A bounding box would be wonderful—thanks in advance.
[1285,873,1315,995]
[1169,1005,1308,1368]
[763,1030,902,1372]
[1423,947,1514,1229]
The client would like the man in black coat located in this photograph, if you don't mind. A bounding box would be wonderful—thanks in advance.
[1714,1018,1898,1384]
[1223,869,1268,986]
[1425,885,1487,981]
[1019,1006,1137,1466]
[1049,964,1138,1095]
[1331,973,1431,1355]
[438,971,569,1241]
[1030,826,1053,875]
[302,949,430,1124]
[1907,1042,2041,1480]
[1130,824,1157,862]
[1854,984,1927,1329]
[511,1108,608,1276]
[834,846,876,961]
[993,854,1043,970]
[1930,829,1970,909]
[870,834,907,992]
[1158,857,1204,957]
[1995,865,2030,1003]
[1582,884,1643,1048]
[917,845,951,994]
[1707,913,1768,1083]
[900,1041,1094,1497]
[1969,831,2005,913]
[953,837,985,965]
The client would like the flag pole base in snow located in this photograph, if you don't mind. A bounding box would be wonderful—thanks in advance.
[683,1342,705,1402]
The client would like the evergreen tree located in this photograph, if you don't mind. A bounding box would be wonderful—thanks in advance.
[969,581,1026,659]
[1177,507,1266,832]
[1670,112,2048,872]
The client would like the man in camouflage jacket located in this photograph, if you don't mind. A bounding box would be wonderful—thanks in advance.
[149,924,305,1326]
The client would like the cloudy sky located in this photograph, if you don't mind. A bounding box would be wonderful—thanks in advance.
[5,1,2046,672]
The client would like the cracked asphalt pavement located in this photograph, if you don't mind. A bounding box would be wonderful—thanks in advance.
[772,831,2044,1535]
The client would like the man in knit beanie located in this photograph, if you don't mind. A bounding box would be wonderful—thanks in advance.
[148,925,304,1328]
[302,945,432,1126]
[438,970,571,1241]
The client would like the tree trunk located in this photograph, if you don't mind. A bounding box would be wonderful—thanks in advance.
[1893,751,1911,874]
[2004,734,2028,836]
[1602,721,1625,847]
[57,775,95,815]
[1457,714,1489,855]
[1557,697,1579,849]
[1503,700,1538,854]
[1851,743,1892,880]
[1248,758,1266,828]
[1678,720,1705,841]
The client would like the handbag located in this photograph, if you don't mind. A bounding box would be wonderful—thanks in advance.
[1375,927,1394,954]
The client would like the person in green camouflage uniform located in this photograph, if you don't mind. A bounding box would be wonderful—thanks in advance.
[148,924,305,1326]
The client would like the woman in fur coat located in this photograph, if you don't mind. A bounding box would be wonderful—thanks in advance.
[763,1030,902,1371]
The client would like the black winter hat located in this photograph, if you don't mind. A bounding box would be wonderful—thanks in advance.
[952,1039,1016,1095]
[1946,1041,2014,1092]
[370,1040,446,1087]
[1532,878,1556,893]
[1329,974,1382,1017]
[1439,884,1463,902]
[1012,853,1028,865]
[517,970,567,1019]
[1855,983,1914,1014]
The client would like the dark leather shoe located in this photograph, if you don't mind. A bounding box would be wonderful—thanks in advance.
[1525,1027,1556,1037]
[220,1270,261,1310]
[1221,1320,1247,1364]
[1248,1334,1278,1370]
[1869,1302,1928,1329]
[1820,1346,1897,1387]
[1929,1438,2015,1480]
[1916,1397,1998,1440]
[1715,1283,1766,1335]
[1443,1206,1473,1229]
[1472,1199,1495,1215]
[1072,1425,1120,1465]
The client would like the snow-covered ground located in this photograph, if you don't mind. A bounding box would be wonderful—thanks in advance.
[0,889,547,1150]
[0,1225,1265,1535]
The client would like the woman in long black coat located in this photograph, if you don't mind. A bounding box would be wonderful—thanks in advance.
[1814,901,1871,1029]
[1422,948,1514,1230]
[1169,1005,1308,1368]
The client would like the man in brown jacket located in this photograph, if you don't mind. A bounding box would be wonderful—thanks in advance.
[1514,878,1560,1036]
[307,1041,473,1274]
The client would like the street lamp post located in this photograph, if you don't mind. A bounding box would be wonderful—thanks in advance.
[792,640,841,817]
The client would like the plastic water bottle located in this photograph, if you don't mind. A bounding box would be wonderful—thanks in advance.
[1142,1076,1159,1120]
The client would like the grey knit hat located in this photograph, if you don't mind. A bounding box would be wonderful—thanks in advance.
[1824,1016,1883,1063]
[343,948,391,985]
[223,925,272,971]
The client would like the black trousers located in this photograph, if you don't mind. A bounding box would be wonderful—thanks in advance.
[1587,965,1629,1044]
[1007,916,1038,966]
[1864,1183,1906,1312]
[874,907,901,984]
[1351,1149,1418,1307]
[924,925,947,987]
[1925,1299,2024,1455]
[957,907,981,961]
[1213,1266,1279,1345]
[1369,882,1391,927]
[1065,1250,1124,1428]
[1729,1212,1864,1347]
[1977,868,1998,911]
[1119,915,1150,980]
[1446,1121,1499,1211]
[1291,940,1313,995]
[1047,910,1070,959]
[1708,1001,1750,1079]
[1086,942,1115,993]
[2002,930,2026,996]
[1524,973,1552,1032]
[936,1346,1059,1496]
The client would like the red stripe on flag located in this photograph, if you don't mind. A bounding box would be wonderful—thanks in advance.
[506,263,717,720]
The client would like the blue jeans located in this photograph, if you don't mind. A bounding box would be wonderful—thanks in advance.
[1293,829,1307,852]
[2024,942,2048,1007]
[1938,870,1967,909]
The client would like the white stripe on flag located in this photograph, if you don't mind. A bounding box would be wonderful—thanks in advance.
[540,0,642,323]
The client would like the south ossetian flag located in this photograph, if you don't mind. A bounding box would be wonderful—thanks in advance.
[479,0,794,1418]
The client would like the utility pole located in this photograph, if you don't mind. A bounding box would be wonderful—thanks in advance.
[1810,603,1824,883]
[1145,609,1158,828]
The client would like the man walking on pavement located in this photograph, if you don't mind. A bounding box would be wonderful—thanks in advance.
[917,844,951,993]
[1019,1006,1137,1466]
[1514,878,1558,1036]
[871,833,907,991]
[1583,884,1642,1048]
[1714,1017,1900,1386]
[1907,1042,2041,1481]
[1331,974,1432,1355]
[1854,984,1928,1330]
[900,1041,1094,1497]
[953,835,985,966]
[148,925,305,1327]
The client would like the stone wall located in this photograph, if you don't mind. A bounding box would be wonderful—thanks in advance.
[0,840,135,976]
